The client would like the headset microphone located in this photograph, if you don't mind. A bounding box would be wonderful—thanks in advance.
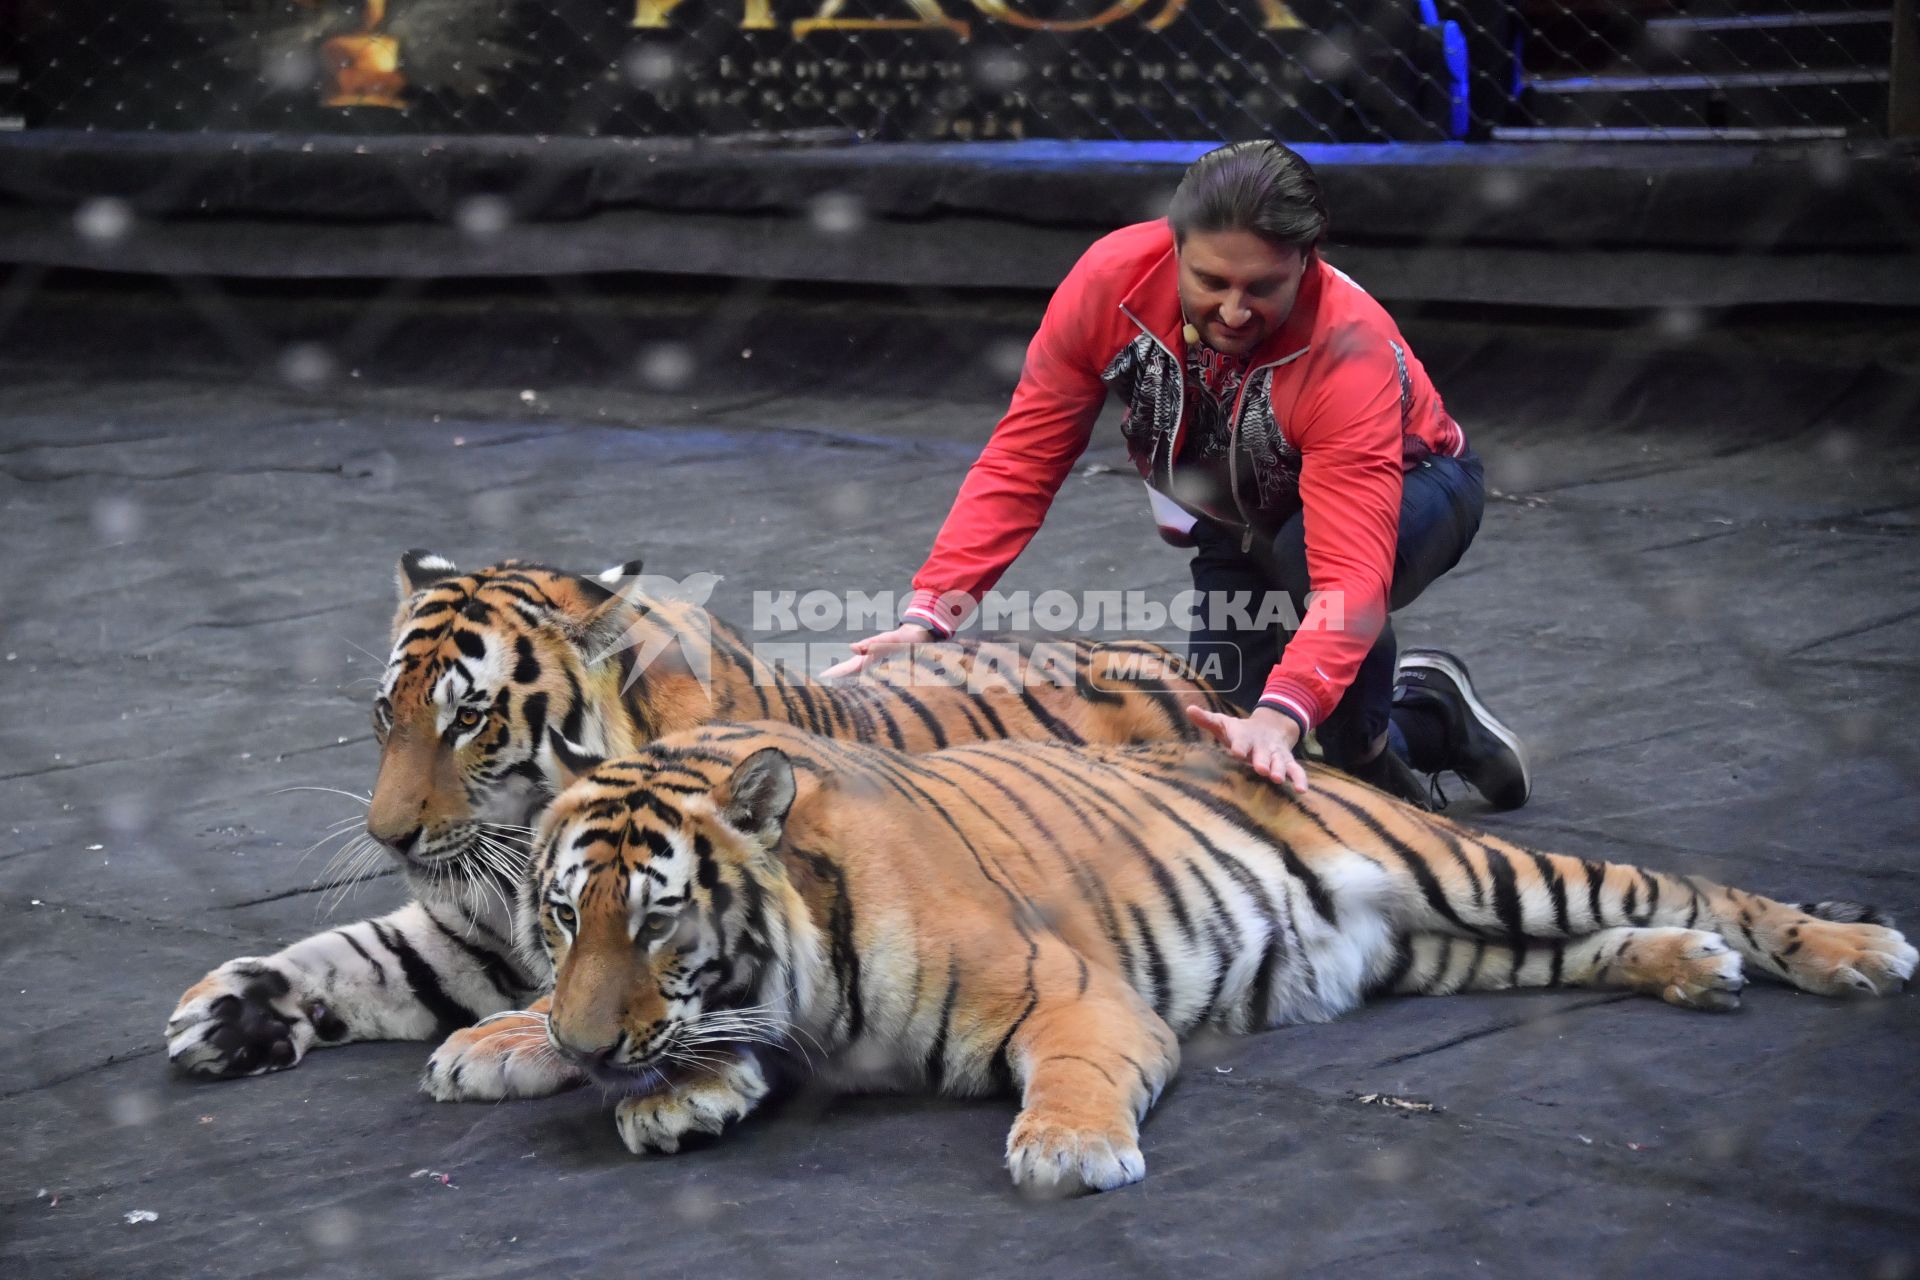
[1177,250,1200,345]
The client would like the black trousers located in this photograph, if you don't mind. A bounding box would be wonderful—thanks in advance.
[1186,451,1485,768]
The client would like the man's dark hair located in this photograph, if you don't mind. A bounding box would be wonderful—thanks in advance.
[1168,141,1329,255]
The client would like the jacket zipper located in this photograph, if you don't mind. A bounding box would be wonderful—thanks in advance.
[1119,306,1313,552]
[1119,306,1184,495]
[1225,347,1312,551]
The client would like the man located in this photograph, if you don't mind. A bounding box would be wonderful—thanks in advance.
[827,140,1527,810]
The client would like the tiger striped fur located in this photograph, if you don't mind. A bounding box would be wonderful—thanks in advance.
[423,722,1915,1195]
[167,552,1231,1078]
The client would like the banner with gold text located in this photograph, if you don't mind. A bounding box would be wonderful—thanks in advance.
[17,0,1459,141]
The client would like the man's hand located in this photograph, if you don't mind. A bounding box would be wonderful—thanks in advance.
[1184,705,1310,794]
[820,623,936,680]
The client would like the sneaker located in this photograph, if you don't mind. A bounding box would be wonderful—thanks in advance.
[1394,649,1531,810]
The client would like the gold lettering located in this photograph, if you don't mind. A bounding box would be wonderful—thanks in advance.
[967,0,1149,31]
[794,0,971,41]
[635,0,775,27]
[1142,0,1187,32]
[1256,0,1304,29]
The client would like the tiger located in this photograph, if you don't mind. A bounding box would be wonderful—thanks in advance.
[167,551,1234,1079]
[420,721,1915,1196]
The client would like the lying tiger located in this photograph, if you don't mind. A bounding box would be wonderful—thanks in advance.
[423,721,1915,1195]
[167,552,1233,1078]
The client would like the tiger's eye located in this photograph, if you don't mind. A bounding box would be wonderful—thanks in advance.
[452,706,484,732]
[552,903,578,931]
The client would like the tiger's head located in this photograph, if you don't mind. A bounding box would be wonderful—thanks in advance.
[525,736,804,1087]
[364,549,657,889]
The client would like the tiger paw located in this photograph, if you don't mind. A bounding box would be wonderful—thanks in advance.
[1637,929,1747,1011]
[422,1012,586,1102]
[613,1052,770,1155]
[1775,917,1916,998]
[1005,1111,1146,1197]
[166,959,344,1078]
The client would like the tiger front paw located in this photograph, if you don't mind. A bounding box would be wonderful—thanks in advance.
[1005,1110,1146,1197]
[422,1011,586,1102]
[1777,918,1916,998]
[166,959,345,1078]
[613,1051,770,1155]
[1617,928,1746,1011]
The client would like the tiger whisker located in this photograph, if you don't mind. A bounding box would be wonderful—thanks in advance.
[473,833,529,869]
[479,836,535,885]
[318,837,387,917]
[318,835,379,888]
[657,1047,730,1076]
[470,837,531,934]
[466,841,525,944]
[692,1006,824,1056]
[452,861,496,942]
[274,785,372,805]
[678,1033,798,1069]
[345,639,388,665]
[680,1025,803,1056]
[681,1020,791,1042]
[297,822,368,870]
[679,1010,819,1068]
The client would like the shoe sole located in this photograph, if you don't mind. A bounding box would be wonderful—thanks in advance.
[1397,649,1531,806]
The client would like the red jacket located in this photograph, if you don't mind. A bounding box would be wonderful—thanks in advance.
[902,219,1466,732]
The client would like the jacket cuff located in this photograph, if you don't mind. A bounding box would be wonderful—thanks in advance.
[1257,674,1320,736]
[903,588,969,639]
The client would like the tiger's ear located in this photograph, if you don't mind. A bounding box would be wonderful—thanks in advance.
[545,729,606,791]
[594,557,645,588]
[571,591,648,665]
[559,560,650,661]
[718,748,795,847]
[398,549,459,599]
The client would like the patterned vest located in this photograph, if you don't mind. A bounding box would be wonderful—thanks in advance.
[1101,330,1305,534]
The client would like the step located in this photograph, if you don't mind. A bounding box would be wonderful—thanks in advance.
[1670,0,1891,16]
[1522,66,1889,130]
[1637,10,1892,72]
[1491,124,1852,141]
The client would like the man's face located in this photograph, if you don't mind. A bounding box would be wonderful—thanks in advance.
[1175,229,1310,358]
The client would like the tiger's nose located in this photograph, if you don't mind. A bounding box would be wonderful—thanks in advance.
[550,1030,621,1067]
[369,825,422,859]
